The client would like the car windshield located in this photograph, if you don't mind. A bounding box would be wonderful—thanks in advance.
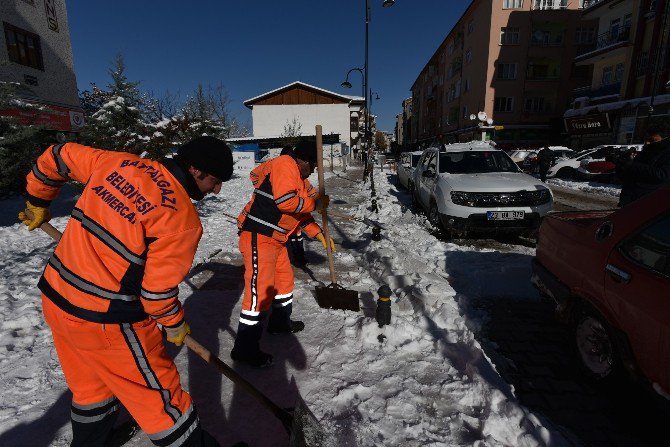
[439,151,518,174]
[411,154,422,167]
[511,150,530,158]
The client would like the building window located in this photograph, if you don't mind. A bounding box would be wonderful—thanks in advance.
[500,27,520,45]
[602,66,614,85]
[464,79,471,92]
[497,63,518,79]
[465,49,472,64]
[614,63,625,82]
[462,105,469,119]
[3,22,44,70]
[575,27,594,44]
[503,0,524,8]
[468,20,475,34]
[447,42,454,55]
[494,97,514,112]
[455,80,461,98]
[524,97,552,113]
[533,0,567,9]
[350,115,359,132]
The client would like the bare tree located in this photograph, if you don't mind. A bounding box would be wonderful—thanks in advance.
[281,116,302,147]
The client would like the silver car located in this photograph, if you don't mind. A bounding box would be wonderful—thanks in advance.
[397,151,424,189]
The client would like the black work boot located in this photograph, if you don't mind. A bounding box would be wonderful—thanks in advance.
[230,321,273,368]
[267,303,305,334]
[268,320,305,334]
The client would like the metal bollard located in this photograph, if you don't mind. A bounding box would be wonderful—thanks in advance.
[375,284,392,328]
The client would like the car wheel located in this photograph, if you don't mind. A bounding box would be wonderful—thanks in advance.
[428,201,443,230]
[573,311,621,381]
[556,167,575,179]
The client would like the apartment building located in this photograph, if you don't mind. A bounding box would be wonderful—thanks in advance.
[410,0,594,150]
[395,97,412,147]
[1,0,83,138]
[564,0,670,148]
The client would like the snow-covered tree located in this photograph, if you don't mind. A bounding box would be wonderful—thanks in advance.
[79,54,150,153]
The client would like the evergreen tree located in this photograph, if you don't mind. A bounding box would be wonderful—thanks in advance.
[79,54,149,153]
[0,81,51,195]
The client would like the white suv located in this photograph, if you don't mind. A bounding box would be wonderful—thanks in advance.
[410,142,553,237]
[397,151,424,189]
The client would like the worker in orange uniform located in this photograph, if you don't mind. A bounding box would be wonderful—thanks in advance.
[232,139,335,367]
[19,137,233,447]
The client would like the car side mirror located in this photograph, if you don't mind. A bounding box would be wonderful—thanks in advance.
[595,221,613,241]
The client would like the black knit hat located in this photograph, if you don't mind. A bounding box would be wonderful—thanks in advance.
[176,136,234,181]
[293,139,318,164]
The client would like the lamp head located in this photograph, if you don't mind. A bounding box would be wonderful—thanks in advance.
[486,118,494,125]
[383,0,396,7]
[341,81,352,89]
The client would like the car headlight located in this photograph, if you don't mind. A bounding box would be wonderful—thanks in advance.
[450,191,477,206]
[527,188,551,205]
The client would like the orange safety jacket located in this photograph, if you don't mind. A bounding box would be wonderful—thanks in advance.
[237,155,321,243]
[26,143,203,328]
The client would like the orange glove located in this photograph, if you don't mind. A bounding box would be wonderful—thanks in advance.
[164,322,191,346]
[18,201,51,231]
[316,233,336,252]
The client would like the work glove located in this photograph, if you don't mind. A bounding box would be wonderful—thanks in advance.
[18,201,51,231]
[164,321,191,346]
[314,194,330,212]
[316,233,336,253]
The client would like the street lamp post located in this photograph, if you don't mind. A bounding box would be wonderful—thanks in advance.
[341,0,395,183]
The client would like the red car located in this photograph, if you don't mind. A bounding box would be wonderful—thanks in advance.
[532,184,670,397]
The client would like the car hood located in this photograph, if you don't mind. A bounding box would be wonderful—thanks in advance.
[439,172,545,192]
[547,210,615,225]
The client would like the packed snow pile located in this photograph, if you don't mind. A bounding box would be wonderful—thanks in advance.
[547,178,621,198]
[0,165,569,446]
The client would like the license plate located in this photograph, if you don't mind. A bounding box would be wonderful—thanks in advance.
[487,211,524,220]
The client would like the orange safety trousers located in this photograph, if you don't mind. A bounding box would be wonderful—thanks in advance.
[42,296,198,445]
[239,231,294,319]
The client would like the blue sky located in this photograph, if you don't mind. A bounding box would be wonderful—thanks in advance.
[67,0,471,133]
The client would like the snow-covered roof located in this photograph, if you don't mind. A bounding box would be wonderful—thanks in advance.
[243,81,364,108]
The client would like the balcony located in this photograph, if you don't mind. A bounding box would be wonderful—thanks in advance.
[576,26,631,60]
[572,82,621,101]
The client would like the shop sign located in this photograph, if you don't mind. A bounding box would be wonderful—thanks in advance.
[45,0,59,32]
[564,113,611,134]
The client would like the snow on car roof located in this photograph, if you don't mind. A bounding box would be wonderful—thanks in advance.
[438,141,499,153]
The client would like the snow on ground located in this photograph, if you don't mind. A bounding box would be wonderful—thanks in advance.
[0,164,569,446]
[546,178,621,198]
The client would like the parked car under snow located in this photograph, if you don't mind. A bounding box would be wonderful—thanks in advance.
[410,142,553,237]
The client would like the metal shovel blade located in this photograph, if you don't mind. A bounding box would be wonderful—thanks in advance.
[315,283,360,311]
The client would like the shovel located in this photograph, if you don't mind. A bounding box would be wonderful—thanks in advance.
[313,126,360,312]
[24,212,332,447]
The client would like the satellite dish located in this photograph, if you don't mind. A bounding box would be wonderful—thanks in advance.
[469,114,476,120]
[477,111,487,122]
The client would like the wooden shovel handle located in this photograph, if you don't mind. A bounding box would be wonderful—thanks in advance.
[316,126,337,284]
[23,209,62,242]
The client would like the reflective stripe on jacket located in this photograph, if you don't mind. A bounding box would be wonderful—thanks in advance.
[26,143,202,326]
[237,155,321,242]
